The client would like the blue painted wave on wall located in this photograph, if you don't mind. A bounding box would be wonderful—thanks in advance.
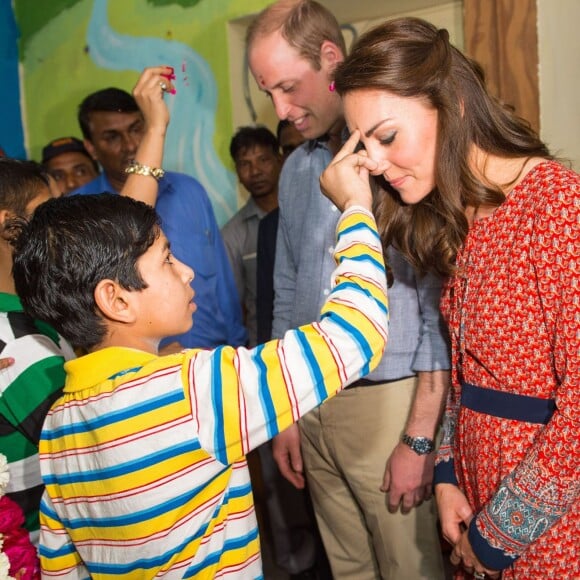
[87,0,237,224]
[0,2,26,159]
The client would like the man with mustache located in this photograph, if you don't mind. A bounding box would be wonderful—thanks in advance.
[70,86,247,352]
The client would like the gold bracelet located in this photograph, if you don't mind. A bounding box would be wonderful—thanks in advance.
[125,160,165,181]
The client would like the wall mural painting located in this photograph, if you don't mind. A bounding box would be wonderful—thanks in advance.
[86,0,237,224]
[12,0,245,224]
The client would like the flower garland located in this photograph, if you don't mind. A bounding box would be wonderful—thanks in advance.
[0,454,40,580]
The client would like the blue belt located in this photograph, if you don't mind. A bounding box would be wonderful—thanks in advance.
[461,382,556,424]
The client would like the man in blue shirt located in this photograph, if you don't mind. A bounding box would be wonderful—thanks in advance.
[71,87,246,351]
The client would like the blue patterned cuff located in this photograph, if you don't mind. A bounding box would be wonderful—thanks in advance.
[468,516,517,570]
[434,458,458,486]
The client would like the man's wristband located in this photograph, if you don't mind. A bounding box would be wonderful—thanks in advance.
[125,160,165,181]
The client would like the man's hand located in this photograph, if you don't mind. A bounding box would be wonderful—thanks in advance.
[271,423,305,489]
[381,442,435,513]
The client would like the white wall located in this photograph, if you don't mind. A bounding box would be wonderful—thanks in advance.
[537,0,580,169]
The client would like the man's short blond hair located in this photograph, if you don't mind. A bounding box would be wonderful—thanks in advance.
[246,0,346,70]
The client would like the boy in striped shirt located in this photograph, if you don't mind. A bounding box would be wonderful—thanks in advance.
[12,157,388,578]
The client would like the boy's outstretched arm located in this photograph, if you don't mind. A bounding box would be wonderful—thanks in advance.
[190,203,389,464]
[120,65,174,206]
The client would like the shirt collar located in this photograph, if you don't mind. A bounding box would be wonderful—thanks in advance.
[0,292,22,312]
[240,198,267,221]
[64,347,158,393]
[307,125,350,152]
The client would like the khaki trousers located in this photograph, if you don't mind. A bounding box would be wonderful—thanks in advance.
[299,377,445,580]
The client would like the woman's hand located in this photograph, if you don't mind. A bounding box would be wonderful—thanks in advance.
[435,482,473,546]
[122,65,175,206]
[319,130,377,212]
[436,483,500,578]
[451,528,500,579]
[132,65,175,137]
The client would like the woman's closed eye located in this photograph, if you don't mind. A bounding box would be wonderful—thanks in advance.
[380,131,397,145]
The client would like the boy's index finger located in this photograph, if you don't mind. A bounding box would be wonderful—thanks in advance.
[332,129,361,163]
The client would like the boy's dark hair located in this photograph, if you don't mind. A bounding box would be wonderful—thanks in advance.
[0,158,50,216]
[78,88,140,141]
[13,194,160,351]
[229,126,279,162]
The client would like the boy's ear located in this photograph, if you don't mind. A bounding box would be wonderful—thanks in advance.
[320,40,344,72]
[94,279,136,324]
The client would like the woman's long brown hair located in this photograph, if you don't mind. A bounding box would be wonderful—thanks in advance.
[334,17,550,276]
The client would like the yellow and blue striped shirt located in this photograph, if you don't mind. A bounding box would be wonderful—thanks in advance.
[39,208,389,579]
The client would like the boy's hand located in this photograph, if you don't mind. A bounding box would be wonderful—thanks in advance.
[320,130,377,212]
[272,423,305,489]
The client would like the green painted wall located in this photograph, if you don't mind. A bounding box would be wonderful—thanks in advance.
[15,0,271,212]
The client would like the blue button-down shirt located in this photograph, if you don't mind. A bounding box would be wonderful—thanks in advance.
[71,172,247,349]
[272,139,450,380]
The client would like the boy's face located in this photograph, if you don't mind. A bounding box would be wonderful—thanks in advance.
[131,231,196,350]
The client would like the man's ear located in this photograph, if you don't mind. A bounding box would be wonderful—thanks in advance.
[83,138,99,162]
[320,40,344,72]
[94,279,136,324]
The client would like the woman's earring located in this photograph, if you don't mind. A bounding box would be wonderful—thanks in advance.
[328,80,336,92]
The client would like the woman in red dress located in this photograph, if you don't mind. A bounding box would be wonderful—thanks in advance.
[319,16,579,580]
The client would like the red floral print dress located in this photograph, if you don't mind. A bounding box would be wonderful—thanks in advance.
[437,161,579,579]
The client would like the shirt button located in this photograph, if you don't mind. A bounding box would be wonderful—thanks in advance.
[328,246,334,254]
[330,205,338,212]
[323,288,330,296]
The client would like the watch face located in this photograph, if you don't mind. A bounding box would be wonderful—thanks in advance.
[403,434,434,455]
[413,438,433,454]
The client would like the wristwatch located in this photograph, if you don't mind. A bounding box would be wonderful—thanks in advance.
[402,434,435,455]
